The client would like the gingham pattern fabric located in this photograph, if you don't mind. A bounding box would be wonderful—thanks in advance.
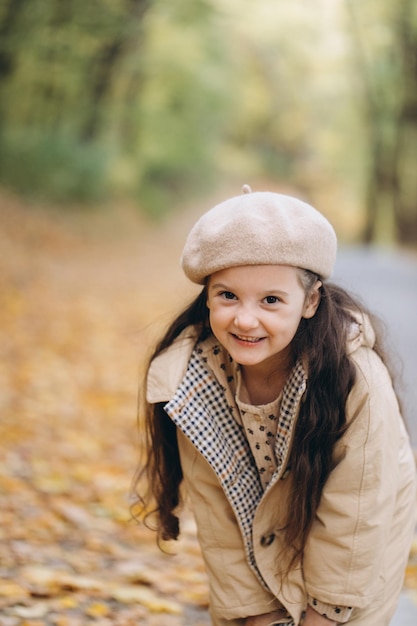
[164,346,307,591]
[165,349,266,585]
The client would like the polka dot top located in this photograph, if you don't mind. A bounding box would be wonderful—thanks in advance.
[235,369,282,490]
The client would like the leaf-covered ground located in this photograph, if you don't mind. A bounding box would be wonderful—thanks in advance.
[0,193,416,626]
[0,194,208,626]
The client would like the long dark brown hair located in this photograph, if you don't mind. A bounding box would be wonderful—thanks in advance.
[132,271,396,565]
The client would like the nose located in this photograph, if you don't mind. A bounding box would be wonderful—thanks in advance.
[233,307,259,331]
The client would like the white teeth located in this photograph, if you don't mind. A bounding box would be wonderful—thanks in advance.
[235,335,260,343]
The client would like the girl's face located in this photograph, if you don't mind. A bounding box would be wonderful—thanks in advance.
[207,265,321,377]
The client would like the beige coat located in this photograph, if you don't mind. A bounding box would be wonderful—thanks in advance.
[147,320,417,626]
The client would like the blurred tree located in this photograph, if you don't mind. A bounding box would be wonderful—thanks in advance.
[135,0,233,213]
[1,0,414,237]
[0,0,231,211]
[206,0,363,228]
[0,0,153,202]
[80,0,150,142]
[393,0,417,244]
[347,0,417,245]
[0,0,26,84]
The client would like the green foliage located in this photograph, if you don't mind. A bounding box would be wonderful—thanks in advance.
[135,0,231,214]
[0,0,231,212]
[0,0,415,241]
[0,130,109,203]
[346,0,417,243]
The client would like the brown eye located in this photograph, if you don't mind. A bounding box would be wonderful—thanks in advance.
[265,295,279,304]
[221,291,236,300]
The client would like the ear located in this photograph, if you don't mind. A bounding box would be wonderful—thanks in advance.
[302,280,322,319]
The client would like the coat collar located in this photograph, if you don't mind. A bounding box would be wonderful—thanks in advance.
[146,327,198,403]
[163,346,307,589]
[164,346,265,585]
[147,311,375,404]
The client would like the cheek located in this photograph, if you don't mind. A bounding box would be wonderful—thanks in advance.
[208,306,220,328]
[209,306,231,330]
[275,307,304,335]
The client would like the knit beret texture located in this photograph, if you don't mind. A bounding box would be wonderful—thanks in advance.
[181,188,337,284]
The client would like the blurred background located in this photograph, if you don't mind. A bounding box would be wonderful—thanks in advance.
[0,0,416,233]
[0,1,416,625]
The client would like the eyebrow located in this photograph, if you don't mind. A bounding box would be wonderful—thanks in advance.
[209,282,290,297]
[209,282,232,290]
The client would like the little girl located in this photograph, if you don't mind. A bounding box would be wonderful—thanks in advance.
[134,186,417,626]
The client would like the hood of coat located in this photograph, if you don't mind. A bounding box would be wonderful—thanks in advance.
[146,312,375,403]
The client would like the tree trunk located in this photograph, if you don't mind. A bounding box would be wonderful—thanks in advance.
[0,0,27,80]
[346,0,389,244]
[347,0,417,245]
[391,0,417,245]
[81,0,151,142]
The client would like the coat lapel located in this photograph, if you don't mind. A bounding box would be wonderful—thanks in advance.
[164,347,307,588]
[164,348,266,584]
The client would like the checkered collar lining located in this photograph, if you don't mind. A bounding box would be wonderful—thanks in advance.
[164,346,307,587]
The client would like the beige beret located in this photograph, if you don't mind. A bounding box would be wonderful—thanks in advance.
[181,187,337,284]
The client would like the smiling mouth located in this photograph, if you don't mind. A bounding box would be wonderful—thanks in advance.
[233,334,264,343]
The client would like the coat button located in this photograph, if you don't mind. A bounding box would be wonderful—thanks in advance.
[260,533,275,547]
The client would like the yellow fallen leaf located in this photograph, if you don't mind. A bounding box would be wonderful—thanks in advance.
[85,601,111,618]
[57,595,79,609]
[52,617,70,626]
[110,584,182,614]
[11,603,49,618]
[53,499,93,528]
[0,579,28,597]
[55,573,108,592]
[20,566,67,595]
[32,469,71,495]
[21,567,108,594]
[178,585,209,607]
[113,560,154,584]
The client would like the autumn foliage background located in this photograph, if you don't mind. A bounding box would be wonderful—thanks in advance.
[1,0,417,624]
[0,193,212,625]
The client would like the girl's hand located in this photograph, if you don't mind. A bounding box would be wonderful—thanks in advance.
[300,605,338,626]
